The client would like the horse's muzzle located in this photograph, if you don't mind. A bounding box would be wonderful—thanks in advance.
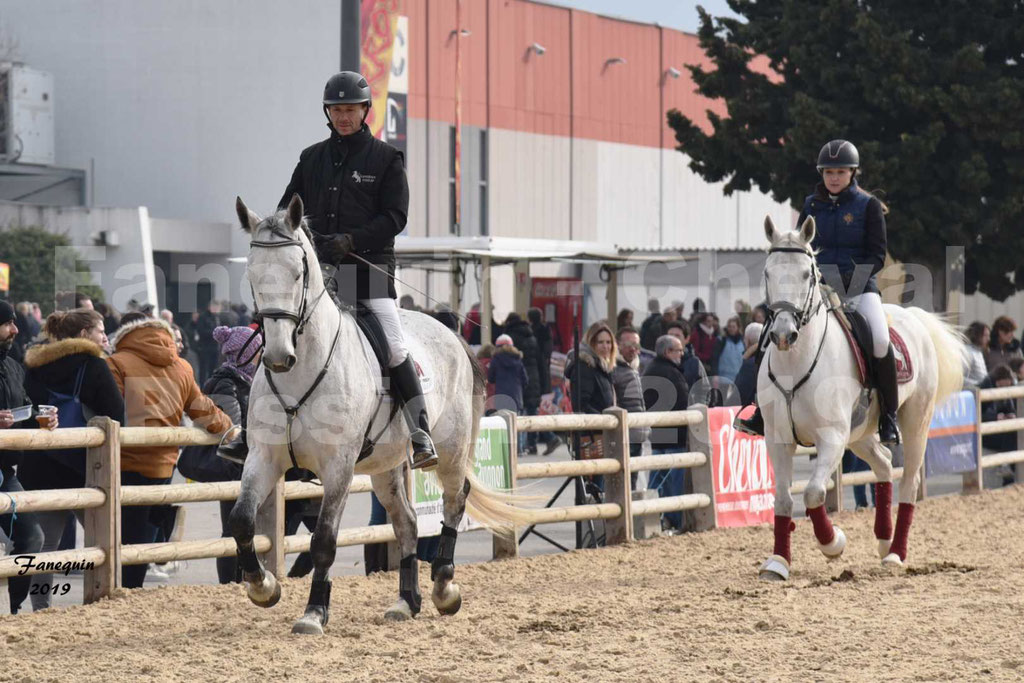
[770,329,798,350]
[266,354,297,373]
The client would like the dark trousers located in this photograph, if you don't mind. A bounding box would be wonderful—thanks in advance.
[120,471,172,589]
[649,448,687,530]
[1,470,43,613]
[842,449,875,508]
[198,347,219,386]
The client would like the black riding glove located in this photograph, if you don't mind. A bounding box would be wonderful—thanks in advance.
[316,234,354,263]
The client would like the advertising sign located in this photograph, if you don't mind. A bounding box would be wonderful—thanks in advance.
[411,416,511,536]
[925,390,978,476]
[707,405,776,527]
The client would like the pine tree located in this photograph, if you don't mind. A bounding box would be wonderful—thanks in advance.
[668,0,1024,301]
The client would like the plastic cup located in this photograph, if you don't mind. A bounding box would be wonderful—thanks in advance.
[36,405,57,430]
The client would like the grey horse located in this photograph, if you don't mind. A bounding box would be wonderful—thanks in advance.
[229,195,531,634]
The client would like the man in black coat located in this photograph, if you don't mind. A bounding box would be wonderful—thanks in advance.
[0,300,45,612]
[504,313,543,452]
[278,71,435,470]
[641,334,690,532]
[527,307,562,454]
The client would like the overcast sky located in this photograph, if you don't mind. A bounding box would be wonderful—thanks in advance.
[538,0,742,34]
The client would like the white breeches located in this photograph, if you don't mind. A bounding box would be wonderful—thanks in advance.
[848,292,890,358]
[360,297,409,368]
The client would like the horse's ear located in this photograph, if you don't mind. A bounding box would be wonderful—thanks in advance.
[235,196,260,233]
[286,193,304,232]
[799,215,816,244]
[764,215,780,244]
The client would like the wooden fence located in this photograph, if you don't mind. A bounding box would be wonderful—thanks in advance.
[0,383,1021,606]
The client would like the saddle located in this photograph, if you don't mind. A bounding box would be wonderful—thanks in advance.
[826,289,914,387]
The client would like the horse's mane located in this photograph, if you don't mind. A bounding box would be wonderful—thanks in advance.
[770,230,819,257]
[252,210,314,244]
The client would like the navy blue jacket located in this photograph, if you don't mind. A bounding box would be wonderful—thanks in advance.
[800,179,886,296]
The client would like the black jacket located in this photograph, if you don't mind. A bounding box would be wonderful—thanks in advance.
[639,312,664,352]
[642,355,690,451]
[565,343,615,432]
[504,320,542,408]
[20,338,125,489]
[280,123,409,301]
[532,322,554,394]
[204,365,252,431]
[0,344,29,474]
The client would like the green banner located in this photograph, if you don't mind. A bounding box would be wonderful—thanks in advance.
[411,415,511,534]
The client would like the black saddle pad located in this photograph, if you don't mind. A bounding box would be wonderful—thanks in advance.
[845,308,876,378]
[354,303,391,375]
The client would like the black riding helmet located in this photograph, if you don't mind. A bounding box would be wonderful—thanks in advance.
[322,71,371,124]
[816,139,859,172]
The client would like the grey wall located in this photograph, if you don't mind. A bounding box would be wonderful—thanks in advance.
[0,0,341,259]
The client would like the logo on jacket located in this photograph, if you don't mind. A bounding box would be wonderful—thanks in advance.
[351,170,376,184]
[843,212,854,224]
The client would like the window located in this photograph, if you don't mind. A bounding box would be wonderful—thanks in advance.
[449,125,458,235]
[479,129,488,236]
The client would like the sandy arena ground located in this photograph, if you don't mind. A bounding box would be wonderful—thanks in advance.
[1,485,1022,682]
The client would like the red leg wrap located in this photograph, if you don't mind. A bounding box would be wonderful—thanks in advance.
[874,482,893,540]
[806,505,835,546]
[773,515,796,563]
[888,503,915,561]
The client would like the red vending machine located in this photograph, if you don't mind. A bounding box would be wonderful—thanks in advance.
[530,277,582,354]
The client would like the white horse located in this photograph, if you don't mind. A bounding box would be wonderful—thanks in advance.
[229,195,531,634]
[757,215,964,581]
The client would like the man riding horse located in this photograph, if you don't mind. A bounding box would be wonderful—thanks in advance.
[737,139,901,447]
[234,71,436,470]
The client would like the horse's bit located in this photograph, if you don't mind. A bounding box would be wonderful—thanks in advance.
[763,245,833,447]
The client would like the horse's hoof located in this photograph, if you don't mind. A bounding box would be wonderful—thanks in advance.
[246,572,281,608]
[758,555,790,581]
[291,615,324,635]
[433,583,462,616]
[384,599,415,621]
[881,552,904,568]
[819,527,847,559]
[877,538,893,559]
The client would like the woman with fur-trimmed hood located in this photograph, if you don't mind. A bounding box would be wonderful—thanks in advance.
[21,308,125,610]
[487,334,529,414]
[106,312,233,588]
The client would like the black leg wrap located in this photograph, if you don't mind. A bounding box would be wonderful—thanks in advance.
[399,554,422,615]
[308,578,331,607]
[237,541,261,574]
[431,525,458,581]
[307,579,331,627]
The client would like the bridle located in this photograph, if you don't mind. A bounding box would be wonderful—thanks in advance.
[763,245,825,330]
[245,222,343,471]
[246,225,330,349]
[763,244,833,447]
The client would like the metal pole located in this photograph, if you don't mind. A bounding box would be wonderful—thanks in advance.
[341,0,361,72]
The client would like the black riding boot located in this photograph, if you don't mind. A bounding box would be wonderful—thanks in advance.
[874,344,901,445]
[217,429,248,465]
[390,356,438,470]
[735,349,765,437]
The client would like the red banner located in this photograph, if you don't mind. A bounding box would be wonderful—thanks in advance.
[707,406,776,527]
[360,0,399,139]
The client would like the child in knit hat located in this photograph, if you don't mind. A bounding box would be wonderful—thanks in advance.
[212,325,263,463]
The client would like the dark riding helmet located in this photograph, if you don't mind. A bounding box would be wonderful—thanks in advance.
[322,71,372,107]
[816,139,859,171]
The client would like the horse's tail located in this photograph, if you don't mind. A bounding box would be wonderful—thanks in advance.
[906,307,967,405]
[455,335,543,533]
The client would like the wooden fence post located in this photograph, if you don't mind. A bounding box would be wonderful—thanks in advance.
[84,416,121,604]
[686,404,718,532]
[493,410,519,560]
[963,387,984,494]
[256,476,286,578]
[601,407,632,545]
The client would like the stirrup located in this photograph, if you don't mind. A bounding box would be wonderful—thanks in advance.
[409,430,438,471]
[217,440,248,465]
